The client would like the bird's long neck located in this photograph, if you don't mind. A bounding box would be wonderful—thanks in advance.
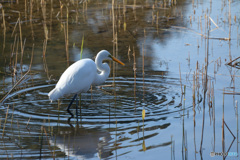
[92,55,110,86]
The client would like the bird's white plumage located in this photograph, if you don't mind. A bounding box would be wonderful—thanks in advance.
[48,50,124,101]
[57,59,96,93]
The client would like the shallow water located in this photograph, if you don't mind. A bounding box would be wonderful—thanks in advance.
[0,0,240,159]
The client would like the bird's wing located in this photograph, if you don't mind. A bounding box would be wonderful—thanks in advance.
[56,59,97,95]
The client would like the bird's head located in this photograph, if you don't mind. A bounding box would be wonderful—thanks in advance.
[98,50,125,66]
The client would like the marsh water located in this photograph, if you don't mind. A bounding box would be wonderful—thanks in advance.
[0,0,240,159]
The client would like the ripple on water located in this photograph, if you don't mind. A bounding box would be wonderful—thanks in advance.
[0,74,194,159]
[2,75,188,123]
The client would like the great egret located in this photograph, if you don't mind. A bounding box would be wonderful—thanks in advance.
[48,50,125,118]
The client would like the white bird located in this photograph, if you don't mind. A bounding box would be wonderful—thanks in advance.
[48,50,125,118]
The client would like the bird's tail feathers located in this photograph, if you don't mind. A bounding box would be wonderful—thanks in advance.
[48,88,62,101]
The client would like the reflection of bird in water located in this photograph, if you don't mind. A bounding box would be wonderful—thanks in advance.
[48,50,125,118]
[49,126,112,159]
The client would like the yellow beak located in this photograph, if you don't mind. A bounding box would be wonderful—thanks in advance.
[111,56,125,66]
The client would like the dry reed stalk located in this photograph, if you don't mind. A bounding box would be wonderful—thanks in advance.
[151,11,154,25]
[57,99,60,127]
[63,7,69,66]
[90,85,93,104]
[63,24,68,62]
[11,35,18,85]
[40,126,44,159]
[228,40,232,64]
[222,88,225,154]
[14,36,19,78]
[200,29,210,153]
[171,135,173,159]
[10,34,17,77]
[196,61,199,90]
[20,38,26,76]
[156,11,159,33]
[43,126,55,159]
[172,26,230,40]
[199,80,206,154]
[142,133,146,152]
[204,12,207,37]
[182,85,186,159]
[197,16,199,30]
[114,120,118,153]
[208,80,214,124]
[11,18,19,37]
[116,32,118,72]
[228,0,231,40]
[82,0,88,13]
[43,40,50,80]
[236,100,239,154]
[66,7,69,61]
[132,47,137,110]
[42,38,47,57]
[75,0,79,23]
[179,63,183,94]
[0,69,31,103]
[2,105,9,138]
[17,120,23,156]
[112,0,116,86]
[237,26,239,47]
[25,0,27,23]
[30,0,34,40]
[224,120,236,139]
[18,13,24,60]
[190,15,192,27]
[128,45,131,62]
[223,122,236,159]
[213,87,215,152]
[60,1,63,20]
[142,40,146,122]
[41,0,48,41]
[82,0,85,12]
[29,43,34,71]
[193,63,197,157]
[142,43,145,99]
[2,7,6,51]
[0,117,1,131]
[200,15,203,34]
[226,56,240,67]
[78,95,82,123]
[26,116,31,131]
[209,17,219,29]
[193,72,196,115]
[123,0,126,31]
[142,43,145,121]
[223,91,240,95]
[132,0,137,20]
[50,0,53,39]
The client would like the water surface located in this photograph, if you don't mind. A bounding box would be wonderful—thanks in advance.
[0,0,240,159]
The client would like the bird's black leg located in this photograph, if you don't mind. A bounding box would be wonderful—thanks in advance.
[67,94,78,120]
[76,95,78,121]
